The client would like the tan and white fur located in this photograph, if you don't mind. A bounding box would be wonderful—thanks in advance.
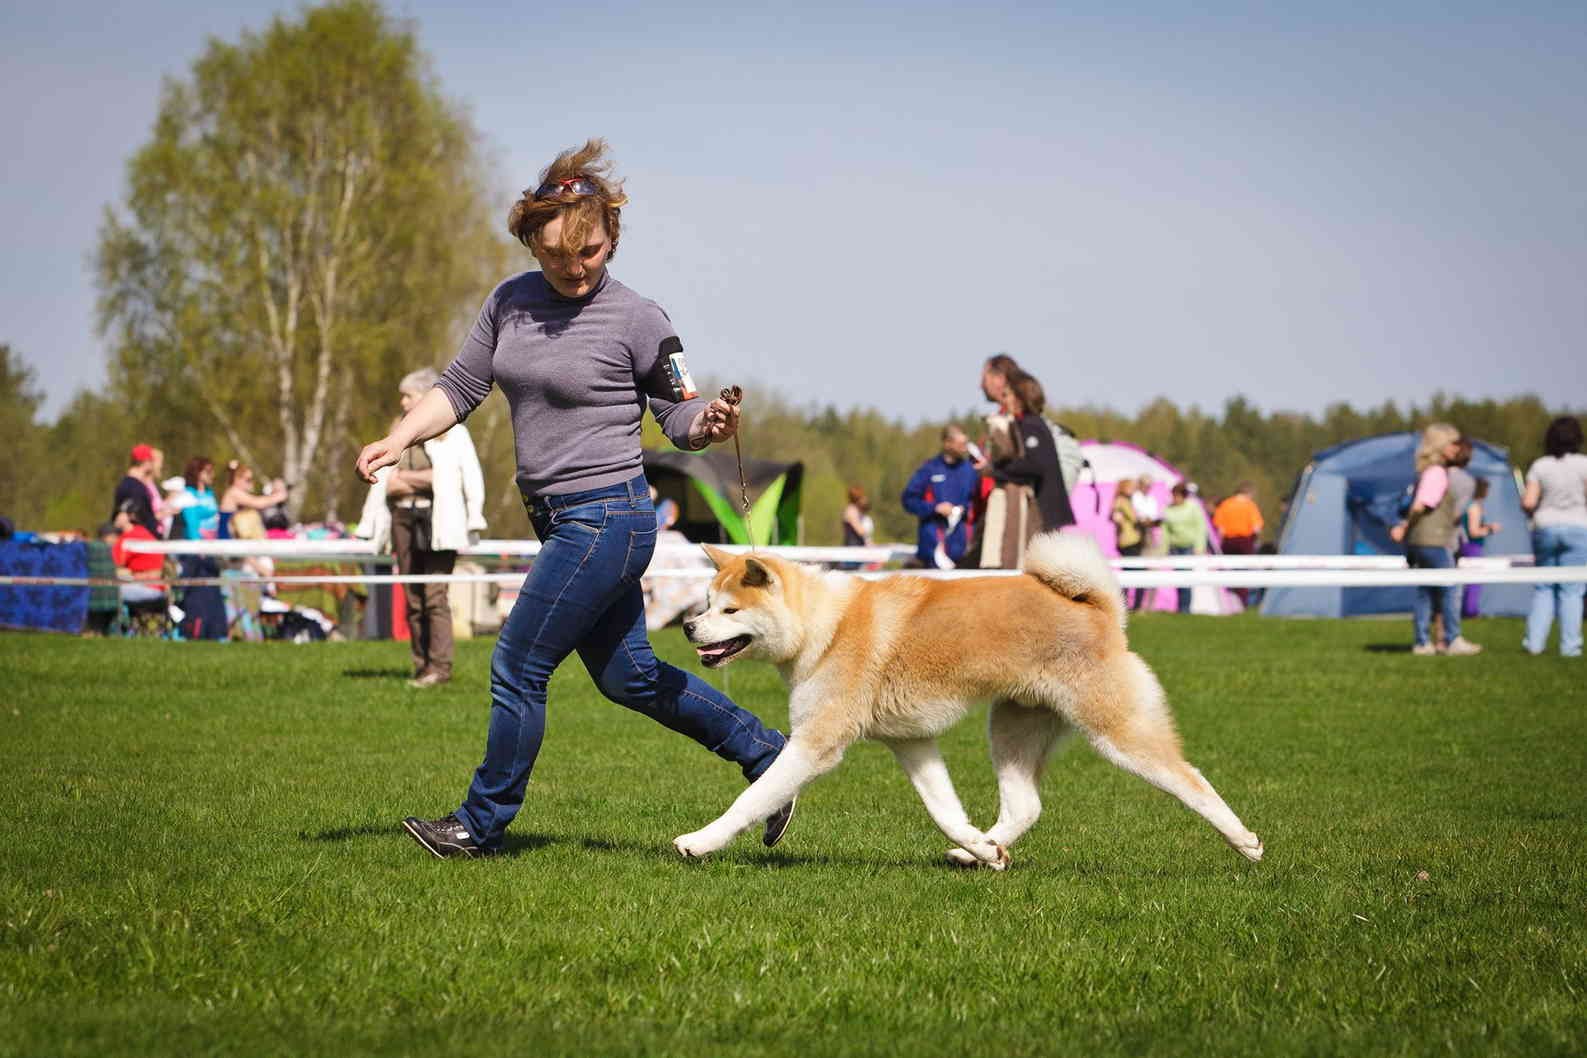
[678,532,1263,869]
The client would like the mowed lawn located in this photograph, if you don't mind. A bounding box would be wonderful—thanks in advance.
[2,616,1584,1058]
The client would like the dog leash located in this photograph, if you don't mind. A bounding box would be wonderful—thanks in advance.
[718,385,755,550]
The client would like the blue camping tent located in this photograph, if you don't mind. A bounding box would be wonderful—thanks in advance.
[1261,432,1531,618]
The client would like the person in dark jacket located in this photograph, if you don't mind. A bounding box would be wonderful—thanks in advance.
[111,444,159,536]
[901,425,980,568]
[984,374,1076,534]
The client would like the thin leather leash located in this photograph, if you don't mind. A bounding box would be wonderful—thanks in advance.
[718,385,754,550]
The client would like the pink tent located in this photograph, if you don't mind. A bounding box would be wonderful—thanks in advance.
[1067,441,1242,616]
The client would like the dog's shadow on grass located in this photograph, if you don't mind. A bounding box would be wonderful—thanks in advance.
[575,834,930,871]
[340,668,413,680]
[1363,643,1413,654]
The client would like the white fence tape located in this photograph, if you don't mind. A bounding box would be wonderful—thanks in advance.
[119,538,1546,570]
[2,537,1579,589]
[4,566,1585,589]
[118,538,914,565]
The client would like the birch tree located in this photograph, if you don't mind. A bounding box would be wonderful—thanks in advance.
[96,0,508,520]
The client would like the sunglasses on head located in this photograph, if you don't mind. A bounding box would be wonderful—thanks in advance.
[533,175,599,200]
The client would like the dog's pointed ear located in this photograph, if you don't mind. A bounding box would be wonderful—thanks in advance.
[742,557,775,590]
[701,544,732,570]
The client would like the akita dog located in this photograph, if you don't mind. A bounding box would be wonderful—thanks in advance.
[677,533,1263,869]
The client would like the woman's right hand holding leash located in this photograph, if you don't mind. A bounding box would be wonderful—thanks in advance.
[356,436,402,484]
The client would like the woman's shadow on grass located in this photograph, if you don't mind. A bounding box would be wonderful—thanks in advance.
[302,821,552,856]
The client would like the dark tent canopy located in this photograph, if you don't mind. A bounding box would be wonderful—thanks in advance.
[642,450,804,546]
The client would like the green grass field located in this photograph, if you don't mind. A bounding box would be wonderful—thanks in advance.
[2,616,1584,1057]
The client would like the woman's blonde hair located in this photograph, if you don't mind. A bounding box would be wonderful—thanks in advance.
[506,139,629,259]
[1415,423,1461,473]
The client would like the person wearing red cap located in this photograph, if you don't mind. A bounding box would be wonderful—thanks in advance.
[112,445,159,535]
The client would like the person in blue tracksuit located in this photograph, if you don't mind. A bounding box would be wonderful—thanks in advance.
[901,425,981,568]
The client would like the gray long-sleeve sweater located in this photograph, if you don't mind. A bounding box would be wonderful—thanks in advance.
[437,270,707,497]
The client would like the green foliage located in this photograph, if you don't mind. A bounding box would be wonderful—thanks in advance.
[40,392,135,533]
[0,344,48,526]
[2,620,1585,1056]
[94,0,509,521]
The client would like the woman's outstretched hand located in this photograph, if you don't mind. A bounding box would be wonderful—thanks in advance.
[356,436,402,483]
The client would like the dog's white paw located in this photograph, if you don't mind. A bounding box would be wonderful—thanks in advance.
[1229,832,1264,862]
[673,830,721,859]
[987,843,1011,871]
[949,842,1010,870]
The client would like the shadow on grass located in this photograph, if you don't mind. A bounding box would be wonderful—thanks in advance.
[1363,643,1413,654]
[300,820,554,857]
[340,667,413,679]
[575,833,932,870]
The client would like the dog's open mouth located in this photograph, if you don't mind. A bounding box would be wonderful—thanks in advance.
[695,635,752,668]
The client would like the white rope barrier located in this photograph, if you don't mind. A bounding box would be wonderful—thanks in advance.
[117,538,1544,571]
[5,566,1585,589]
[117,538,914,565]
[1112,553,1534,570]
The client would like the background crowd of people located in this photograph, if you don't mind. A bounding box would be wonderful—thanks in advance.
[40,357,1587,661]
[871,364,1586,645]
[92,441,343,642]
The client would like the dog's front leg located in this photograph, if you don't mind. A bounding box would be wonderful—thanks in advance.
[674,738,838,859]
[888,738,1009,870]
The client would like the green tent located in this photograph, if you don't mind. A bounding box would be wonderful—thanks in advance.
[642,450,804,547]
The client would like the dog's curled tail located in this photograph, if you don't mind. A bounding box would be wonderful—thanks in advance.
[1023,531,1126,628]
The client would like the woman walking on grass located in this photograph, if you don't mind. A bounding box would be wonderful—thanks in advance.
[1521,416,1587,657]
[356,140,793,858]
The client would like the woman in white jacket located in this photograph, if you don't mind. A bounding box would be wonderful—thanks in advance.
[358,368,488,687]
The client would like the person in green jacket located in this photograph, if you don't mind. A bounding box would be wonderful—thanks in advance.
[1162,483,1209,614]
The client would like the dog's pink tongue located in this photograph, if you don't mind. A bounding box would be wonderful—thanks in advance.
[700,638,745,663]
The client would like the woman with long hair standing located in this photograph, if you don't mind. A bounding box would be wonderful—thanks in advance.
[1391,423,1480,655]
[976,373,1075,569]
[356,140,792,858]
[1521,416,1587,656]
[841,485,875,547]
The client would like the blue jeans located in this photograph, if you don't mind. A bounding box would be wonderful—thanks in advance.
[1406,545,1461,648]
[1169,545,1194,613]
[455,475,785,847]
[1525,524,1587,657]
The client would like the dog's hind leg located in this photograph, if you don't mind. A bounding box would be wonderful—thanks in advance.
[888,738,1009,870]
[946,700,1071,867]
[1081,656,1264,862]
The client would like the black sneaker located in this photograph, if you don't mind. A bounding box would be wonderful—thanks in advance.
[401,814,493,859]
[762,797,797,848]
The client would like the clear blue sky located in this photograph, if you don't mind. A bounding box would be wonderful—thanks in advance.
[4,1,1584,423]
